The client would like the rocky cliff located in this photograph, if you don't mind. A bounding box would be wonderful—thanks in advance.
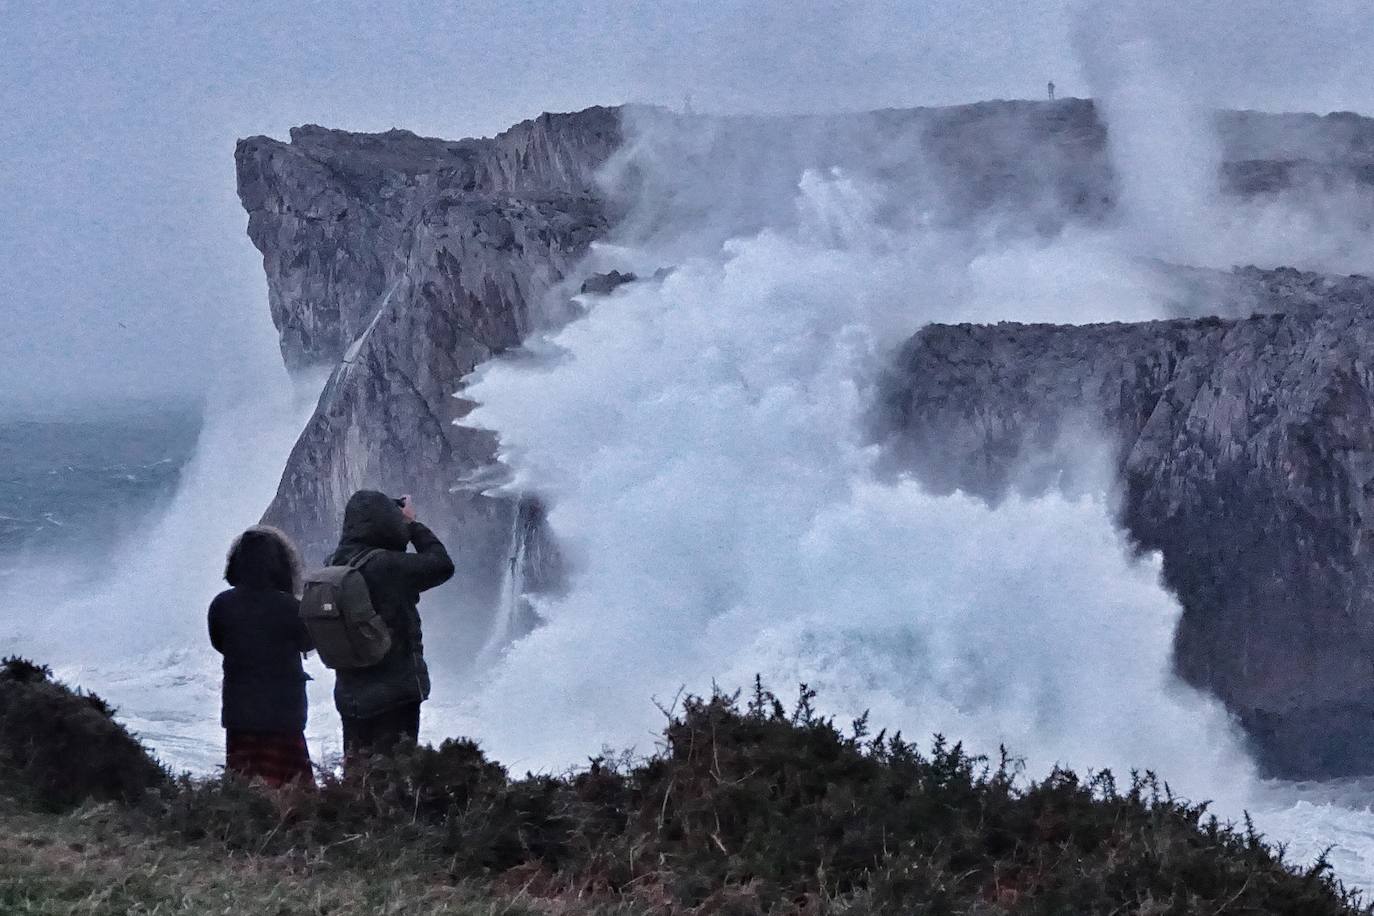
[881,267,1374,777]
[239,101,1374,772]
[236,108,622,623]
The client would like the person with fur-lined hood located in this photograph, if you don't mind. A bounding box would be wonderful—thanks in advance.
[208,525,315,787]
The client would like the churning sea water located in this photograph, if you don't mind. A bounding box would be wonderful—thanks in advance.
[9,403,1374,897]
[444,110,1374,896]
[0,378,325,776]
[0,409,200,564]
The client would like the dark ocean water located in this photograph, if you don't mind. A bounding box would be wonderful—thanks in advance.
[0,409,202,561]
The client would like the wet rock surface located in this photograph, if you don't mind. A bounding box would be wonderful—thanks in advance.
[236,108,621,611]
[882,268,1374,778]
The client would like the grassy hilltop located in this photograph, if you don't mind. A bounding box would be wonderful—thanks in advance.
[0,658,1367,915]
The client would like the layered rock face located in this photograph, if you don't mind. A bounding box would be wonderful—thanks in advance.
[236,109,621,617]
[240,100,1374,771]
[882,268,1374,777]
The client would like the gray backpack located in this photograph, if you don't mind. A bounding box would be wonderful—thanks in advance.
[300,549,393,669]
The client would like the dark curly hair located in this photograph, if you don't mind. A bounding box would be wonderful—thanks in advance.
[224,525,301,595]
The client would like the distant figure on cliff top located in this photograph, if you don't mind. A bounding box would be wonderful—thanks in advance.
[311,491,454,763]
[208,525,315,788]
[1048,81,1056,101]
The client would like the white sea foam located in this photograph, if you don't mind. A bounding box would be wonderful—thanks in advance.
[453,114,1374,893]
[0,365,328,774]
[460,161,1245,786]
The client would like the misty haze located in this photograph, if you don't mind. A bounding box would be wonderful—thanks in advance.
[7,1,1374,912]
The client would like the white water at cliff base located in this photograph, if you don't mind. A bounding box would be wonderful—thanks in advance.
[0,373,336,773]
[456,151,1374,893]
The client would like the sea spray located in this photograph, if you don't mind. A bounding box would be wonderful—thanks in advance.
[456,111,1374,890]
[460,162,1253,798]
[1074,0,1374,274]
[477,496,543,663]
[0,371,327,773]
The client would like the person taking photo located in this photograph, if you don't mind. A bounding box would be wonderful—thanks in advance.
[324,490,454,761]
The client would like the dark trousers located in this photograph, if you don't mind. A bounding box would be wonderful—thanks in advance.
[341,702,421,761]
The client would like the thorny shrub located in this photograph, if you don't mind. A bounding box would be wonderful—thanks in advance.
[0,656,167,810]
[4,658,1368,914]
[145,679,1371,914]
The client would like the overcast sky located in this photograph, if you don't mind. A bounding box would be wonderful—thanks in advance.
[1,0,1370,412]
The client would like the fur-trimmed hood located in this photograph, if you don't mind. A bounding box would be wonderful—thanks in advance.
[224,525,301,595]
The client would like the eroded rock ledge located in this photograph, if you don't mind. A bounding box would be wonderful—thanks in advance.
[882,268,1374,777]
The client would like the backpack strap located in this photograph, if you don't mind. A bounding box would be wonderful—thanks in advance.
[347,548,384,569]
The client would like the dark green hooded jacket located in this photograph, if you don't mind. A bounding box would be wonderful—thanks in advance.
[328,490,455,719]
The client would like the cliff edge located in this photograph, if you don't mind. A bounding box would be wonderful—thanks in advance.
[882,268,1374,777]
[236,107,622,613]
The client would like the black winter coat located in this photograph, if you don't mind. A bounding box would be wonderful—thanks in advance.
[328,491,455,720]
[208,586,312,732]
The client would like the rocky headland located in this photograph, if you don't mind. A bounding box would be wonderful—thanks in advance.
[236,107,622,611]
[881,267,1374,777]
[238,99,1374,777]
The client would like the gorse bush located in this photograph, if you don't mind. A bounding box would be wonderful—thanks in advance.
[2,659,1367,913]
[134,680,1369,914]
[0,656,166,810]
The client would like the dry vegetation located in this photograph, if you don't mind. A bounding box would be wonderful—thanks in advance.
[1,659,1369,915]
